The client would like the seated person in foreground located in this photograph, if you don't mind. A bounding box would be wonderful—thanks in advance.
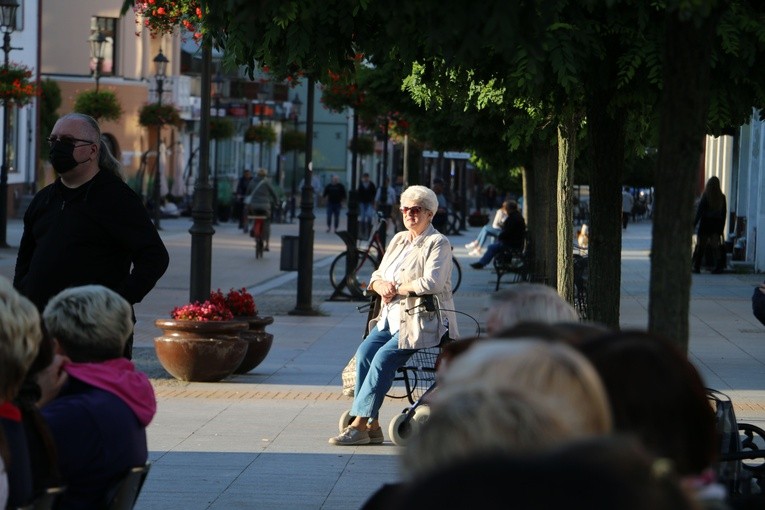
[39,285,157,509]
[470,200,525,269]
[0,276,43,508]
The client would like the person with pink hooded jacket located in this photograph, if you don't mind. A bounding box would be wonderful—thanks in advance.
[38,285,156,509]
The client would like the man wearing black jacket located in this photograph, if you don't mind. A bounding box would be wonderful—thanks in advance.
[470,201,525,269]
[13,113,169,358]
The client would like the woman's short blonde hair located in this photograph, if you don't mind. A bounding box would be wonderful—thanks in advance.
[0,277,42,401]
[400,185,438,214]
[401,383,570,478]
[43,285,132,362]
[485,283,580,335]
[440,340,612,436]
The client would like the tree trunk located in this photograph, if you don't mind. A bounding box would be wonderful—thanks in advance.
[649,9,718,353]
[527,138,558,286]
[557,111,578,303]
[586,91,625,329]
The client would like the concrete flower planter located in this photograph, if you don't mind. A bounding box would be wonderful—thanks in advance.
[234,315,274,374]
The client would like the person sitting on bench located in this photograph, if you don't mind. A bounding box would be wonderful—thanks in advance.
[470,201,525,270]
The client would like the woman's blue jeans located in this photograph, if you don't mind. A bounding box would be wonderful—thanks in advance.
[351,323,417,420]
[476,226,501,248]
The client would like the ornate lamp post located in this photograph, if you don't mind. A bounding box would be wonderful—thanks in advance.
[152,48,168,230]
[212,71,223,223]
[290,79,318,316]
[289,93,302,222]
[0,0,18,248]
[189,44,215,303]
[88,30,107,92]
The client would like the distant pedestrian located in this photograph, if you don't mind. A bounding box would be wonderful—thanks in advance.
[692,176,727,274]
[432,178,449,233]
[357,172,377,238]
[245,168,279,250]
[13,113,169,359]
[621,187,634,230]
[234,169,253,230]
[323,174,347,233]
[375,176,397,245]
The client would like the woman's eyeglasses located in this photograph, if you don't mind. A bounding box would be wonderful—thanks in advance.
[47,136,97,148]
[400,205,423,215]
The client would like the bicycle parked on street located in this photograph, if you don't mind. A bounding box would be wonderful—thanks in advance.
[329,213,462,298]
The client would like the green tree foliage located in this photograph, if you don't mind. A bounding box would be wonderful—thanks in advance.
[39,79,61,158]
[73,90,123,122]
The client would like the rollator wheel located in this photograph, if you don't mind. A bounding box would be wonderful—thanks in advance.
[412,405,431,425]
[389,412,418,446]
[338,409,354,432]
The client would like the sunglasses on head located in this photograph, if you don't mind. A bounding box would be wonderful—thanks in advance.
[400,205,423,215]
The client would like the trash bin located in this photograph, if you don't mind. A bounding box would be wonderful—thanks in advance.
[280,235,299,271]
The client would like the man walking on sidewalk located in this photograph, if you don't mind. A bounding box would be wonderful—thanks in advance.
[323,174,347,233]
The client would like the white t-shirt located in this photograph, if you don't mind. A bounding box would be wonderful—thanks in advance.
[378,235,416,334]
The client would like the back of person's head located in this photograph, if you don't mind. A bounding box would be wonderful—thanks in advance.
[485,283,580,335]
[579,330,716,475]
[400,384,570,478]
[400,185,438,214]
[0,277,42,401]
[393,436,698,510]
[440,340,612,436]
[42,285,132,363]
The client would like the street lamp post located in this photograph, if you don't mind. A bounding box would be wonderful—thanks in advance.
[189,43,215,303]
[212,72,223,224]
[290,78,319,316]
[88,30,107,92]
[152,48,168,230]
[0,0,19,249]
[290,93,302,222]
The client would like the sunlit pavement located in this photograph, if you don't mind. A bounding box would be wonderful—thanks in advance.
[1,213,763,509]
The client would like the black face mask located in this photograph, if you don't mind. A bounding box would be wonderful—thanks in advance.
[49,141,88,174]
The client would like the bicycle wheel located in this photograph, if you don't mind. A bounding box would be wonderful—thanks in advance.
[255,237,264,258]
[451,256,462,294]
[329,250,379,295]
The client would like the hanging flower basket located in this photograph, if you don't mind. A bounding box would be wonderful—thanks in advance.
[244,124,276,144]
[349,135,375,156]
[210,118,235,140]
[132,0,204,40]
[138,102,182,127]
[73,90,123,122]
[0,62,39,105]
[282,130,306,152]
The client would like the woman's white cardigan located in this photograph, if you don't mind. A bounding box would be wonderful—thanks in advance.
[367,224,459,349]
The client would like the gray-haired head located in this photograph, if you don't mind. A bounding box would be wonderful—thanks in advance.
[485,283,579,335]
[400,185,438,214]
[43,285,132,362]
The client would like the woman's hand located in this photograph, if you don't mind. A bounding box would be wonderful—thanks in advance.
[376,280,399,304]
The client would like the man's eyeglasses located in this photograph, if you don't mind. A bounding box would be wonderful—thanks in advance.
[47,136,97,148]
[400,205,423,215]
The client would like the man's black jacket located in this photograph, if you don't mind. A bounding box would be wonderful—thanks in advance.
[14,169,169,310]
